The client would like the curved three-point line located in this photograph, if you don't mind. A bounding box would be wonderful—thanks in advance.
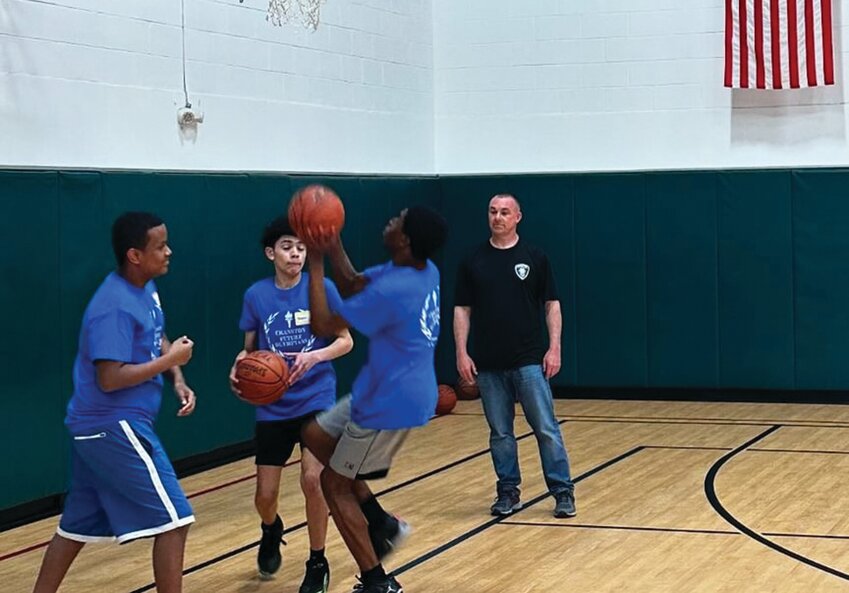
[704,425,849,582]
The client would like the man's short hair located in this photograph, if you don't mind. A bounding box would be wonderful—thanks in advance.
[403,206,448,262]
[491,193,521,211]
[261,215,297,250]
[112,212,164,266]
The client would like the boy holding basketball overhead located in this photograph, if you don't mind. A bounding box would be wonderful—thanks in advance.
[33,212,196,593]
[229,215,353,592]
[301,202,448,593]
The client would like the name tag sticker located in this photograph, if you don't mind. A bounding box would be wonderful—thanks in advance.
[294,310,311,326]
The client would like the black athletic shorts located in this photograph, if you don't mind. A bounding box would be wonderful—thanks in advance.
[254,413,318,467]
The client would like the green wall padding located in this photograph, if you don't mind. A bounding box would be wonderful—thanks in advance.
[717,171,794,388]
[645,172,718,387]
[0,172,66,506]
[793,169,849,389]
[574,174,647,386]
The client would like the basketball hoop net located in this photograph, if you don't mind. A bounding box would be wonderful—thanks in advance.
[266,0,326,31]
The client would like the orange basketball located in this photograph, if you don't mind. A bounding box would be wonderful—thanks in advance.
[455,377,480,400]
[235,351,289,406]
[435,384,457,416]
[288,184,345,246]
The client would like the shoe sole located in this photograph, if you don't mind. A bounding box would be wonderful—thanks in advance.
[554,510,577,518]
[258,557,282,581]
[490,502,523,516]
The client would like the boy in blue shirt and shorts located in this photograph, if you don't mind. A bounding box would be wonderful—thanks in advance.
[229,215,353,592]
[301,205,448,593]
[33,212,197,593]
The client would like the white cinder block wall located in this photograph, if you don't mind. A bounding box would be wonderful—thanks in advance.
[4,0,849,174]
[0,0,433,173]
[433,0,849,174]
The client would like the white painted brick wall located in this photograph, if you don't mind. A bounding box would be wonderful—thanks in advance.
[434,0,849,173]
[4,0,849,174]
[0,0,433,173]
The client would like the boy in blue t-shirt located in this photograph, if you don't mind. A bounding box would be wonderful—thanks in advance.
[301,205,448,593]
[229,215,353,592]
[33,212,197,593]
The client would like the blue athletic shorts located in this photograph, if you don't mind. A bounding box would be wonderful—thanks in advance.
[58,419,195,544]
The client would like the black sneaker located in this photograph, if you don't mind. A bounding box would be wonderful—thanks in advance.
[369,515,411,560]
[257,515,284,579]
[554,490,577,518]
[352,575,404,593]
[490,489,522,516]
[299,556,330,593]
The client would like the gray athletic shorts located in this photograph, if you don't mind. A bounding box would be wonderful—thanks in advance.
[316,395,409,480]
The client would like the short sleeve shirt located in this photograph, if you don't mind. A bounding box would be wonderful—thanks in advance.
[336,260,441,430]
[239,273,342,421]
[454,240,558,371]
[65,272,166,433]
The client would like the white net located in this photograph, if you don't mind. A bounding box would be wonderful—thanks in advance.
[266,0,326,31]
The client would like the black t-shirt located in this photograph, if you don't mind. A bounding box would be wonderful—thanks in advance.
[454,239,559,371]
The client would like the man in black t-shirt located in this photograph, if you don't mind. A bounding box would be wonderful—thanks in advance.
[453,193,576,519]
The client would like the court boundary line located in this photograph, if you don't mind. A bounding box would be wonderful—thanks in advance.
[563,412,849,426]
[500,521,849,542]
[704,425,849,582]
[500,521,739,536]
[642,445,732,451]
[450,410,849,429]
[748,448,849,456]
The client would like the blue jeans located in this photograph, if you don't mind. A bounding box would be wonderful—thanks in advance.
[477,365,574,496]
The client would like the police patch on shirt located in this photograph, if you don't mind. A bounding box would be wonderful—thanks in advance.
[514,263,530,280]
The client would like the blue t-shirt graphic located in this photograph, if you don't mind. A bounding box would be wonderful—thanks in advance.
[336,260,441,430]
[65,272,166,433]
[239,274,343,421]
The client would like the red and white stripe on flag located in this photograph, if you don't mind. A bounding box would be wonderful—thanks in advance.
[724,0,834,89]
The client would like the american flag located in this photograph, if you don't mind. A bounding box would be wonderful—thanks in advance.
[724,0,835,89]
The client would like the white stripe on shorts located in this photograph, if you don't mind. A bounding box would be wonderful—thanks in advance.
[119,420,179,523]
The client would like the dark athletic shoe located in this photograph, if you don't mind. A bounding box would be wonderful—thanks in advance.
[553,490,577,518]
[490,489,522,516]
[370,514,412,560]
[257,515,284,579]
[298,555,330,593]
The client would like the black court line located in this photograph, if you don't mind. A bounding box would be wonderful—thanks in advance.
[500,521,738,537]
[705,425,849,583]
[564,417,849,431]
[565,418,849,430]
[391,447,644,577]
[127,420,568,593]
[451,411,849,429]
[450,411,772,428]
[766,532,849,541]
[642,445,733,451]
[501,522,849,543]
[564,413,849,427]
[566,418,777,428]
[749,448,849,456]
